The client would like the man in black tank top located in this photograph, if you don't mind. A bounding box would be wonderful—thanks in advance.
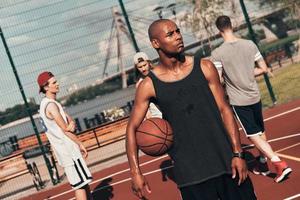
[126,19,256,200]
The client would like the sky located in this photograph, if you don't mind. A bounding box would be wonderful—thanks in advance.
[0,0,186,111]
[0,0,261,111]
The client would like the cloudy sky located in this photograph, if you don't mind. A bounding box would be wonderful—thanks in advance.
[0,0,189,110]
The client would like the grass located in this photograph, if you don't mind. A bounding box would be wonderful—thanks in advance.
[258,62,300,108]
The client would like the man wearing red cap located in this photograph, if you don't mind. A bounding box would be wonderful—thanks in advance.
[37,72,93,200]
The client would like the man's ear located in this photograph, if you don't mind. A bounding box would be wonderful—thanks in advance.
[151,39,160,49]
[44,85,49,92]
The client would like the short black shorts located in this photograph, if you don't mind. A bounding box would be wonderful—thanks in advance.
[180,174,256,200]
[232,101,265,137]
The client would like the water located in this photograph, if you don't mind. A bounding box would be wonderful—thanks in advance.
[0,86,136,143]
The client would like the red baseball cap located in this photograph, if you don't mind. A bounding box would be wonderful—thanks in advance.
[37,71,54,92]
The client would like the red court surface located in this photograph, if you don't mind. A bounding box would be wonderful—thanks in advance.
[22,99,300,200]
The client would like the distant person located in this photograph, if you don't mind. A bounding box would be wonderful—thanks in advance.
[210,15,292,183]
[37,72,93,200]
[126,19,256,200]
[134,52,162,119]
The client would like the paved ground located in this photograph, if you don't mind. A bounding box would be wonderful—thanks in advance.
[0,139,130,200]
[22,98,300,200]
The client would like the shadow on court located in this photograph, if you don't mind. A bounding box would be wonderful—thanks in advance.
[244,150,276,179]
[160,159,175,183]
[92,177,114,200]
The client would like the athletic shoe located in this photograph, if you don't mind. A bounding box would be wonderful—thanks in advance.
[273,160,292,183]
[252,158,271,176]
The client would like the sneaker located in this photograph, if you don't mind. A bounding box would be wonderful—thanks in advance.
[252,158,271,176]
[273,160,292,183]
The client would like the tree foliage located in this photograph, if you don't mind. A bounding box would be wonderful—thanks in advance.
[0,102,39,126]
[253,0,300,19]
[177,0,237,48]
[64,76,122,106]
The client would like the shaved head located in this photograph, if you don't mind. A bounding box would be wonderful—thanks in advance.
[147,19,183,55]
[148,19,174,41]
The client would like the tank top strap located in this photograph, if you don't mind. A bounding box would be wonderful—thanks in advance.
[149,54,201,83]
[193,53,202,71]
[148,70,161,89]
[148,71,157,81]
[191,54,208,84]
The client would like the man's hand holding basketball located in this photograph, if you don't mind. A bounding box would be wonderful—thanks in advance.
[231,157,248,185]
[131,173,151,199]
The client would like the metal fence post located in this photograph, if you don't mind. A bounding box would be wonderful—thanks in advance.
[0,26,57,185]
[239,0,277,105]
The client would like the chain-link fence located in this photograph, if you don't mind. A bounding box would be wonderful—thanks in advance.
[0,0,299,199]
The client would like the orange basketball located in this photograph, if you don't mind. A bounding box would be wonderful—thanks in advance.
[136,118,173,156]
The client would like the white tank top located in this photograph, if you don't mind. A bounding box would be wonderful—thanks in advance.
[148,103,162,118]
[39,98,81,167]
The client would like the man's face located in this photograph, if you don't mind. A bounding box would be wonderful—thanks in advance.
[152,21,184,54]
[45,77,59,94]
[136,61,150,76]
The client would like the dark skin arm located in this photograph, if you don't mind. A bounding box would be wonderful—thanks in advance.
[126,77,155,198]
[201,59,248,185]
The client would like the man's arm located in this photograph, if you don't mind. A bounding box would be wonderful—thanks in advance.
[201,59,242,152]
[46,103,88,158]
[65,112,74,124]
[126,77,154,198]
[135,78,152,119]
[253,45,273,77]
[201,59,247,185]
[255,58,273,77]
[65,112,76,132]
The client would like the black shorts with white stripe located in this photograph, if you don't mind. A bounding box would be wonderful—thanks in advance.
[232,101,265,137]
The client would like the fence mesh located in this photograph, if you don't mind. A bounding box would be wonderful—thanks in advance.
[0,0,299,199]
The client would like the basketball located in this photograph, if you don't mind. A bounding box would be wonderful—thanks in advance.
[136,118,173,156]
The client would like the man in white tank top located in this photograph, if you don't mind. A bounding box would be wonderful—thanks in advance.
[37,71,93,200]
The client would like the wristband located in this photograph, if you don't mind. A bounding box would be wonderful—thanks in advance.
[233,152,245,159]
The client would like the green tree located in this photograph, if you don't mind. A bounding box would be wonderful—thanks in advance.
[253,0,300,33]
[0,102,39,126]
[177,0,236,50]
[253,0,300,59]
[64,77,122,106]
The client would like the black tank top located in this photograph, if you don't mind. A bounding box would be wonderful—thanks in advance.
[148,56,233,187]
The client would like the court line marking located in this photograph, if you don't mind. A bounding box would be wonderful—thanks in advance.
[47,106,300,200]
[275,142,300,153]
[264,107,300,122]
[84,140,300,194]
[92,166,173,193]
[242,132,300,149]
[284,193,300,200]
[238,107,300,131]
[68,166,174,200]
[276,153,300,162]
[60,132,300,200]
[47,155,168,199]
